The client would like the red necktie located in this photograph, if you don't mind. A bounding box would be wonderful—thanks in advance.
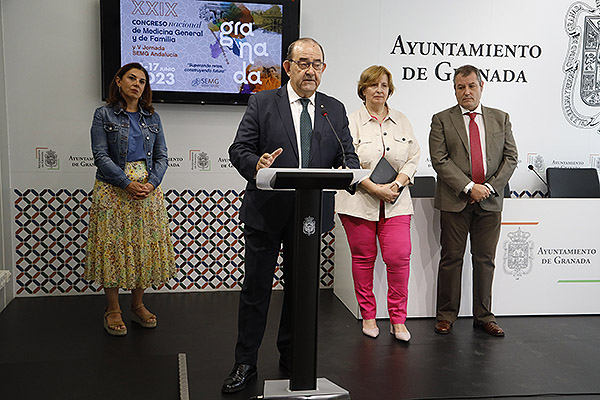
[467,112,485,184]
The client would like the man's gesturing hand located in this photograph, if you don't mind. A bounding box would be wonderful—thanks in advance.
[256,148,283,171]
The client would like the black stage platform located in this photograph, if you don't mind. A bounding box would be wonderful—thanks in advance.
[1,290,599,399]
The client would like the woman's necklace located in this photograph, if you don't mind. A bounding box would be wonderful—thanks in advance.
[366,104,388,122]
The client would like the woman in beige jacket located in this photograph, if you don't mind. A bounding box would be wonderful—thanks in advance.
[336,65,420,341]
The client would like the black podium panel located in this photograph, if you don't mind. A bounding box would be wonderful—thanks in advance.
[256,168,366,399]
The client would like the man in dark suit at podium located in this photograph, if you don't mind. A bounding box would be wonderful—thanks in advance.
[429,64,518,337]
[223,37,359,393]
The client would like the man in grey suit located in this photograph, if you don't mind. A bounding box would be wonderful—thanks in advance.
[429,65,518,337]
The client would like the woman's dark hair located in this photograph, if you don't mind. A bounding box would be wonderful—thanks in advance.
[107,62,154,113]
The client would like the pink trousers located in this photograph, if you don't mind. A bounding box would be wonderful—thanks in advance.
[339,212,411,324]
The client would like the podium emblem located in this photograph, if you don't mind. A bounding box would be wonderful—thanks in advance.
[302,216,316,236]
[562,0,600,132]
[503,228,534,280]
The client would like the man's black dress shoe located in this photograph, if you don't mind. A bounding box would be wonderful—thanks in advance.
[222,363,257,394]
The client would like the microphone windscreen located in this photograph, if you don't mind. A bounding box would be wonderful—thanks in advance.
[528,164,534,170]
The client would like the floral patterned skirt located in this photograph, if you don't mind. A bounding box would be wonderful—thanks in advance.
[84,161,176,289]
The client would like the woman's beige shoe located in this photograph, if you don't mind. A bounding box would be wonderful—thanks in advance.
[103,309,127,336]
[362,319,379,338]
[390,323,411,342]
[131,303,157,328]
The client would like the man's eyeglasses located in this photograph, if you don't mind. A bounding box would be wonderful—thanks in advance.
[288,60,324,71]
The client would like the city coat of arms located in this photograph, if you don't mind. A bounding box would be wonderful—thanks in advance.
[503,228,534,280]
[563,0,600,132]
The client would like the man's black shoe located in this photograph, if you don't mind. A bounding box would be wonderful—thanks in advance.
[222,363,257,394]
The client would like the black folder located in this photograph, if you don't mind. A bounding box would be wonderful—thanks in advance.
[370,157,403,203]
[370,157,398,185]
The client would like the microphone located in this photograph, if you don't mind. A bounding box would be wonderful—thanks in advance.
[320,104,347,169]
[527,164,550,197]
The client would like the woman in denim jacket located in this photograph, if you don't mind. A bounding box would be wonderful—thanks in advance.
[85,62,175,336]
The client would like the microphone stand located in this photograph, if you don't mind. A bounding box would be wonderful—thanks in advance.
[528,165,550,197]
[320,104,347,169]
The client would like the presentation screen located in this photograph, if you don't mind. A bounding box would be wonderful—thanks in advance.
[101,0,300,104]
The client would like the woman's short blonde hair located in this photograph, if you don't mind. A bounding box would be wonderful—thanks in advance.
[357,65,395,101]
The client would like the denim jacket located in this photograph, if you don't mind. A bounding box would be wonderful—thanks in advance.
[91,104,168,189]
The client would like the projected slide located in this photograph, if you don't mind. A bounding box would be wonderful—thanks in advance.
[120,0,283,94]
